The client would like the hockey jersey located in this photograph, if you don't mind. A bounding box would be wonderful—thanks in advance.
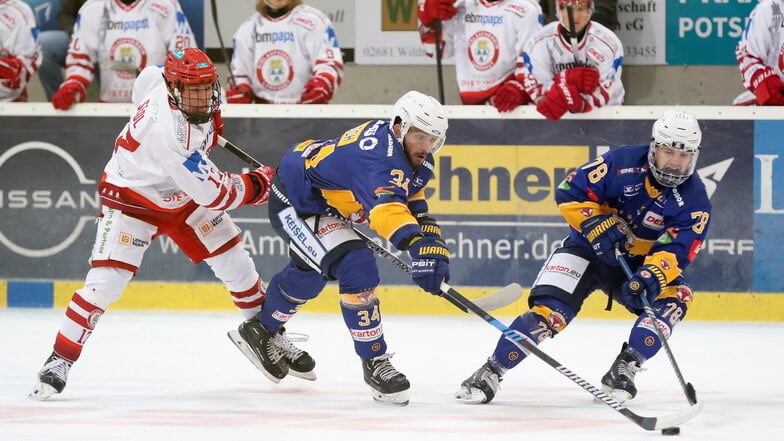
[736,0,784,94]
[557,145,711,285]
[0,0,41,102]
[418,0,543,104]
[65,0,194,103]
[230,4,343,104]
[277,120,434,249]
[98,66,255,215]
[519,20,624,109]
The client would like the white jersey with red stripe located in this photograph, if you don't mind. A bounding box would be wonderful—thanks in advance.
[230,4,343,104]
[519,20,624,109]
[0,0,42,101]
[418,0,543,104]
[66,0,194,103]
[99,66,254,214]
[736,0,784,92]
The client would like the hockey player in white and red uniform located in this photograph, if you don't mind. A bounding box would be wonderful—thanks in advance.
[734,0,784,106]
[518,0,624,119]
[29,48,312,400]
[225,0,343,104]
[417,0,543,110]
[51,0,194,110]
[0,0,42,102]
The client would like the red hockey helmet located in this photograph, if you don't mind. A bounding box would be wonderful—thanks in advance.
[164,48,220,124]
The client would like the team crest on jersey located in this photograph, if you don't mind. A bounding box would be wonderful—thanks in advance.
[109,38,147,80]
[467,31,500,71]
[256,50,294,91]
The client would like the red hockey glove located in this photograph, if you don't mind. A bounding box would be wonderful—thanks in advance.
[418,0,458,26]
[490,79,531,112]
[226,83,253,104]
[52,78,87,110]
[0,54,25,90]
[300,76,332,104]
[752,71,784,106]
[245,165,275,206]
[558,66,600,94]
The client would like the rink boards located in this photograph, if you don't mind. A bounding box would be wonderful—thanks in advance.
[1,104,782,321]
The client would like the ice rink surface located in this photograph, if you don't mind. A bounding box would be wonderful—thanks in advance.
[1,308,782,441]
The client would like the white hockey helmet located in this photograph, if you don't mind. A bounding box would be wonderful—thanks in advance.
[391,91,449,154]
[648,110,702,187]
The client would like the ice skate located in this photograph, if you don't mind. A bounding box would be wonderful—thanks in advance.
[275,328,316,381]
[455,360,503,404]
[29,352,72,401]
[362,353,410,406]
[228,316,289,383]
[601,343,645,403]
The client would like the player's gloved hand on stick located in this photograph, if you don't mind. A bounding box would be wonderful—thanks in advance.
[0,54,25,90]
[621,264,666,310]
[491,79,531,112]
[408,235,450,295]
[52,78,87,110]
[300,76,332,104]
[752,71,784,106]
[226,83,253,104]
[212,109,224,137]
[245,165,275,206]
[558,66,600,94]
[418,0,458,26]
[580,214,630,265]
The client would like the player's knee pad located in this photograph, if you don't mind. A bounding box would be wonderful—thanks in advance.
[204,244,258,292]
[330,246,380,294]
[340,294,386,359]
[259,263,325,333]
[81,266,134,308]
[628,284,692,361]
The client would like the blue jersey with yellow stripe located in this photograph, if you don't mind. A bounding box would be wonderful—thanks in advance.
[556,144,712,285]
[277,120,434,248]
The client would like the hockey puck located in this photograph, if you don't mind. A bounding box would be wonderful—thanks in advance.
[661,427,681,436]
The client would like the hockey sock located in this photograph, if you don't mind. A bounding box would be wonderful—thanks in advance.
[230,277,265,319]
[627,290,689,361]
[259,263,324,333]
[340,295,386,359]
[53,291,105,362]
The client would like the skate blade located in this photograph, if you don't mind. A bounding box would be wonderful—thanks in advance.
[599,384,632,404]
[454,386,489,404]
[227,329,283,384]
[369,388,409,406]
[288,369,317,381]
[29,382,58,401]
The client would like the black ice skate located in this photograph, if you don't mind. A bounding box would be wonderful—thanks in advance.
[362,354,410,406]
[274,327,316,381]
[454,360,504,404]
[29,352,73,401]
[601,343,645,403]
[228,316,289,383]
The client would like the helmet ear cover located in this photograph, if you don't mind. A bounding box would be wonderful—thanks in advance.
[390,91,449,154]
[648,110,702,187]
[164,48,221,124]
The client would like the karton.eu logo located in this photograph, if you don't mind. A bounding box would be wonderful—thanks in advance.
[0,142,97,257]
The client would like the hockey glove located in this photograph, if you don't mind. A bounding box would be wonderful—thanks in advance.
[52,78,87,110]
[226,83,253,104]
[491,79,531,112]
[621,264,666,311]
[245,165,275,206]
[212,109,224,137]
[580,214,630,266]
[558,66,600,94]
[408,236,450,295]
[536,80,583,120]
[752,70,784,106]
[0,54,25,90]
[418,216,443,239]
[300,76,332,104]
[418,0,458,26]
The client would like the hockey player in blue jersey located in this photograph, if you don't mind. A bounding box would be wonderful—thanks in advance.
[455,110,711,404]
[229,91,450,405]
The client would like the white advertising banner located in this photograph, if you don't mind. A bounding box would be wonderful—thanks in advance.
[614,0,666,65]
[354,0,435,65]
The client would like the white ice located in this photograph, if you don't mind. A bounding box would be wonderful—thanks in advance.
[1,308,782,441]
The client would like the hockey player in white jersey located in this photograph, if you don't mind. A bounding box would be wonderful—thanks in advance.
[734,0,784,106]
[29,48,312,400]
[0,0,42,102]
[519,0,624,119]
[417,0,543,110]
[51,0,194,110]
[225,0,343,104]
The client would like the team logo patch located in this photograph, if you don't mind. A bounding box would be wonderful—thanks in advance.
[508,351,520,362]
[257,50,294,91]
[200,222,213,235]
[579,207,594,217]
[87,310,102,329]
[467,31,500,71]
[119,232,132,245]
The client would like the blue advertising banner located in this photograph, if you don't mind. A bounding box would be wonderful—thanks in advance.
[0,113,753,293]
[753,120,784,292]
[666,0,756,65]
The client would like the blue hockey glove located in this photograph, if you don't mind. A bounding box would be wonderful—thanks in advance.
[621,264,666,311]
[580,215,630,265]
[408,236,450,295]
[418,216,442,239]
